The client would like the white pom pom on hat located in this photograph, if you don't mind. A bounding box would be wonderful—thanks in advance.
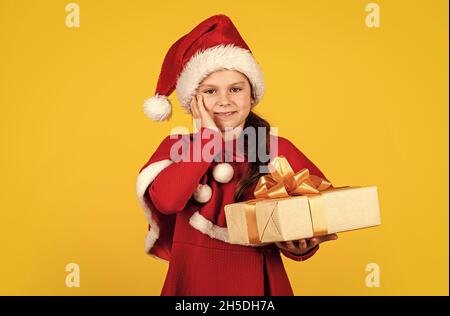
[142,14,265,122]
[143,94,172,121]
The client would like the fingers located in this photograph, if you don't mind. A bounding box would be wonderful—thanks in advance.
[196,94,208,115]
[316,234,338,244]
[275,241,293,252]
[190,95,202,130]
[190,96,200,119]
[276,234,338,254]
[289,239,309,252]
[195,94,218,131]
[190,94,208,121]
[275,242,283,248]
[308,238,319,249]
[276,239,313,251]
[298,239,307,249]
[286,240,296,251]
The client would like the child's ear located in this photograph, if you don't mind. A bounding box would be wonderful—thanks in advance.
[250,91,256,105]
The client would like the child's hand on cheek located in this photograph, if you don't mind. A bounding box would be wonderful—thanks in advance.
[190,94,219,132]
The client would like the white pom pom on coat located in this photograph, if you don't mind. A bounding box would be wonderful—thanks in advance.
[143,94,172,121]
[193,184,212,203]
[212,163,234,183]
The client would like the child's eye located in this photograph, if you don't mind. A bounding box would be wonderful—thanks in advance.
[231,87,242,93]
[203,89,215,94]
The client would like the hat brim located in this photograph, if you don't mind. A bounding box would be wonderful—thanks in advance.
[175,44,265,113]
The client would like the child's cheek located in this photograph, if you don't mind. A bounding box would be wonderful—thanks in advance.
[234,94,251,110]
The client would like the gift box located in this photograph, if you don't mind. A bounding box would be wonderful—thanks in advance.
[224,185,381,244]
[224,156,381,245]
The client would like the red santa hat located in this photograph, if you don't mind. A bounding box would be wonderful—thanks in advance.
[143,14,265,121]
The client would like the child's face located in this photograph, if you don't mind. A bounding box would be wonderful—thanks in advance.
[196,69,254,131]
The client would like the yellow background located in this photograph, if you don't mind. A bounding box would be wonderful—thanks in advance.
[0,0,448,295]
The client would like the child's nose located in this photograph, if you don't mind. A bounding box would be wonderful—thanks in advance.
[217,92,232,106]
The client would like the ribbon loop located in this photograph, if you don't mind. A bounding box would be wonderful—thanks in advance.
[254,156,332,198]
[243,156,334,243]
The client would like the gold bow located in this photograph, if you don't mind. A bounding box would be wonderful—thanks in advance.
[244,156,333,244]
[254,156,332,199]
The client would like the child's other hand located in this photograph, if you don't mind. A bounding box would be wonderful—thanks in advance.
[190,94,219,132]
[275,234,338,256]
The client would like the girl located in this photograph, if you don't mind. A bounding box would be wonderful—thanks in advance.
[136,14,338,296]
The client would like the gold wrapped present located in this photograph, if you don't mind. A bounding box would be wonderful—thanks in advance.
[224,157,381,245]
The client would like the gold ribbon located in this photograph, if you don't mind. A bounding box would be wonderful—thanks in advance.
[244,156,333,243]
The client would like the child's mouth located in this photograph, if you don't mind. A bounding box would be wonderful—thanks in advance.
[214,111,237,119]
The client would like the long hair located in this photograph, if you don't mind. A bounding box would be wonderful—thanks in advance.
[233,110,271,202]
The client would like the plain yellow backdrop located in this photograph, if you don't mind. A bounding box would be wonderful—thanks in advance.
[0,0,448,295]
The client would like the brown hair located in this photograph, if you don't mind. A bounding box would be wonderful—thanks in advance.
[233,111,271,202]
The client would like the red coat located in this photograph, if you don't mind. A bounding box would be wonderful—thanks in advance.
[136,128,331,296]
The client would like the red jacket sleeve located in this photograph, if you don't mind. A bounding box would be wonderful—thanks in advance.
[148,128,223,214]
